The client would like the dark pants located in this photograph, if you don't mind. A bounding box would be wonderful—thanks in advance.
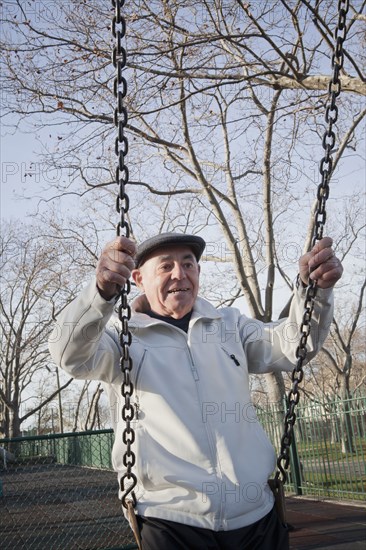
[137,506,289,550]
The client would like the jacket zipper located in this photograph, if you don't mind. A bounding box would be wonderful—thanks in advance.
[187,340,226,530]
[217,347,241,528]
[221,346,240,366]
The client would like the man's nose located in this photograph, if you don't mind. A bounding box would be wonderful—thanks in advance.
[171,263,185,279]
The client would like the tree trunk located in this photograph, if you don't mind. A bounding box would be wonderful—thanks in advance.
[56,367,64,434]
[265,372,285,403]
[9,406,21,439]
[85,384,103,431]
[329,401,340,444]
[73,381,90,432]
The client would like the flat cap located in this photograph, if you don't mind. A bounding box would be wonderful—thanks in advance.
[135,232,206,268]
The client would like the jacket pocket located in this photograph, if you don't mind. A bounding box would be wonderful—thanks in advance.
[135,349,147,388]
[133,349,147,422]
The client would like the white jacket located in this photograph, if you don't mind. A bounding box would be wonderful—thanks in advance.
[49,279,333,531]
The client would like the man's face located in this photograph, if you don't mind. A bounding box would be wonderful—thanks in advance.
[132,245,200,319]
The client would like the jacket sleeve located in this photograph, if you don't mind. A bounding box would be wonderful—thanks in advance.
[48,279,122,383]
[240,286,334,374]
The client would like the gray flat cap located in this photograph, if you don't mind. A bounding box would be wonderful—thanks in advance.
[135,232,206,268]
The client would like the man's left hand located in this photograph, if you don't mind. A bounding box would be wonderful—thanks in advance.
[299,237,343,289]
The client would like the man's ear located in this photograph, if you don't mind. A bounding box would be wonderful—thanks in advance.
[132,269,143,289]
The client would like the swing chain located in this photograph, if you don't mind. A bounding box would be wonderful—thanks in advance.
[275,0,349,485]
[111,0,137,509]
[313,0,349,247]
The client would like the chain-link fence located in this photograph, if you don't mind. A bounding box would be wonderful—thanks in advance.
[0,430,136,550]
[1,395,365,549]
[257,393,366,501]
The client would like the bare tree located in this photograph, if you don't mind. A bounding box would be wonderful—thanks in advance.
[299,198,366,404]
[0,222,78,437]
[313,281,365,453]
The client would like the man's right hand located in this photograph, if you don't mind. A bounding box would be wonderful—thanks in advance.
[96,236,137,300]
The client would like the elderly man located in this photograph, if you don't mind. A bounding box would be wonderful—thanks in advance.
[49,232,342,550]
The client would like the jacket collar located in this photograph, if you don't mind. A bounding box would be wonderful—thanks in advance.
[130,294,222,327]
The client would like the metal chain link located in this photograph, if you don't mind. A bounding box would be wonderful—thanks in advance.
[111,0,137,509]
[275,0,350,485]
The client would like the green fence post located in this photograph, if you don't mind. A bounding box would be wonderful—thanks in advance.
[284,397,303,496]
[289,428,302,495]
